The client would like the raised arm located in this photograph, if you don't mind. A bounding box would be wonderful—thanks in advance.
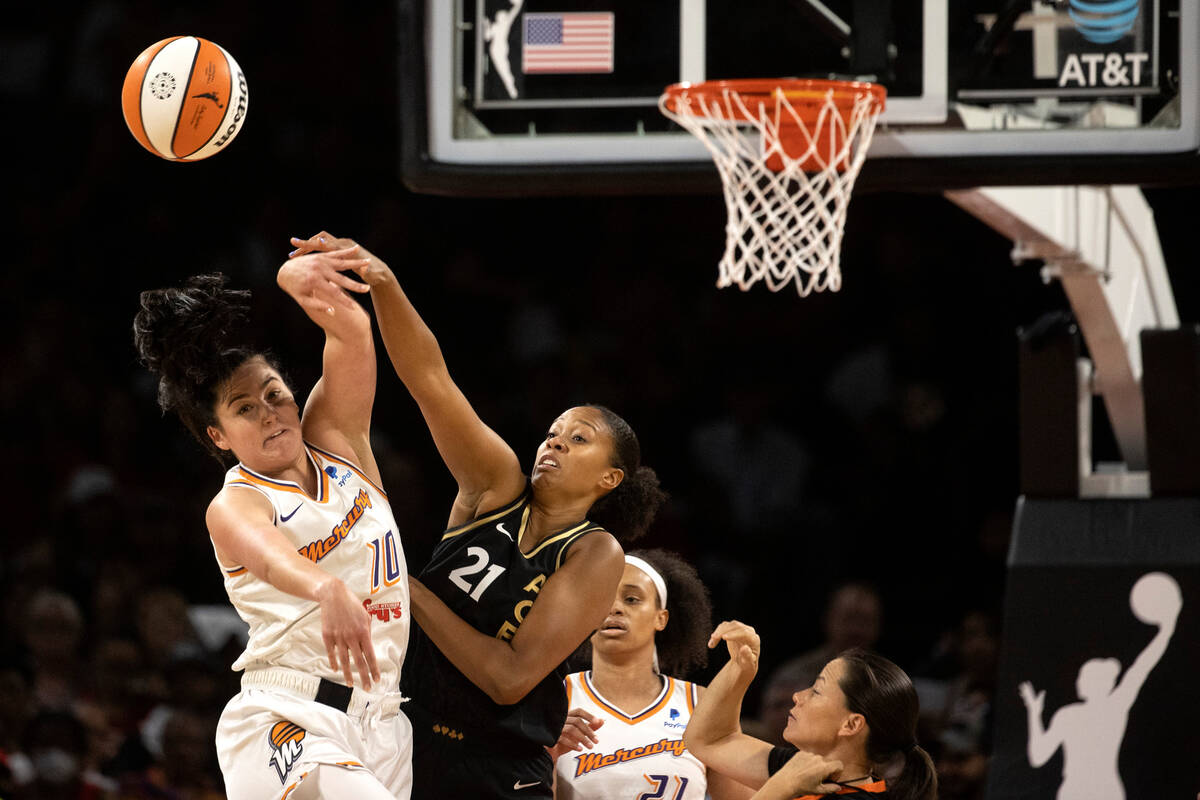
[1018,681,1063,767]
[277,243,381,481]
[1113,589,1181,708]
[408,531,624,705]
[683,621,774,790]
[207,486,379,690]
[290,232,525,521]
[690,685,761,800]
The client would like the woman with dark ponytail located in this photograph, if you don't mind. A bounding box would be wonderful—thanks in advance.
[133,244,415,800]
[287,232,667,799]
[683,622,937,800]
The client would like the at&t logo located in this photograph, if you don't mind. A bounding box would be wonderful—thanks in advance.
[1068,0,1140,45]
[1058,0,1149,88]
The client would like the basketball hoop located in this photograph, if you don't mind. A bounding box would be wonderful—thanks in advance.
[660,78,886,296]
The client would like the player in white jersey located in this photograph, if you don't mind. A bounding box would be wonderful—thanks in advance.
[552,550,753,800]
[133,240,412,800]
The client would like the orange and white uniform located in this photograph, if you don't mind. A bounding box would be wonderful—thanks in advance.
[213,442,412,800]
[554,671,708,800]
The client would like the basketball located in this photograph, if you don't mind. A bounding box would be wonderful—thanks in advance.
[121,36,248,161]
[1129,572,1182,625]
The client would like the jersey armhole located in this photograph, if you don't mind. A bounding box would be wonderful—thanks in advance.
[224,480,277,523]
[306,441,388,497]
[553,525,607,570]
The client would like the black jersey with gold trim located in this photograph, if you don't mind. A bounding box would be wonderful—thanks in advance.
[400,486,604,751]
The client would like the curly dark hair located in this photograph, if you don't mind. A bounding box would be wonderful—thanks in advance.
[570,548,713,679]
[132,273,275,463]
[628,548,713,678]
[582,405,667,543]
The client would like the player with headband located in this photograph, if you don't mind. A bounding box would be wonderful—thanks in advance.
[551,549,752,799]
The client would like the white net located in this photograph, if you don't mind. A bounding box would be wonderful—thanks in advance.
[660,81,884,296]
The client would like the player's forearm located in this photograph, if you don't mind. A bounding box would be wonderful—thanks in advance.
[257,549,342,603]
[368,271,452,398]
[684,657,755,752]
[1025,726,1055,767]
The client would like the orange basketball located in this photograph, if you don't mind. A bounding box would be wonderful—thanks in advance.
[121,36,248,161]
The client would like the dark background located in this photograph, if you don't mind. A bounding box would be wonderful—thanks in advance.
[1,3,1197,797]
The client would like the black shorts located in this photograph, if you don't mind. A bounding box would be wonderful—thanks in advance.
[408,704,553,800]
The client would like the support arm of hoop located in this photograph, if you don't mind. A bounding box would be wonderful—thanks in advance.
[789,0,851,45]
[945,185,1179,473]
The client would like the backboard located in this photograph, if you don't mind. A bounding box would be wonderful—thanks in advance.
[398,0,1199,195]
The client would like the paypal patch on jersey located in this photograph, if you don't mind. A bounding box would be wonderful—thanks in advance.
[324,465,353,487]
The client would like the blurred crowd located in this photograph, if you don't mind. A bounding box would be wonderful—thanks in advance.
[10,2,1195,799]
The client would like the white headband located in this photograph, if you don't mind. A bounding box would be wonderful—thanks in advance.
[625,555,667,609]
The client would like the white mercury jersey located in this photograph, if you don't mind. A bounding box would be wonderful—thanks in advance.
[555,671,708,800]
[217,443,409,690]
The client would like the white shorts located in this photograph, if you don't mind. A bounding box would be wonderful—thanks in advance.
[216,669,412,800]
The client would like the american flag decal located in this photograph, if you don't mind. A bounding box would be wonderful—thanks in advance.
[522,12,614,74]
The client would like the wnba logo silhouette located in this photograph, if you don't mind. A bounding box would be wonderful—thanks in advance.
[1018,572,1181,800]
[1068,0,1140,44]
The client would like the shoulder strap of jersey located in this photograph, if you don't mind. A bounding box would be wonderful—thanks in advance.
[441,486,530,541]
[564,671,583,705]
[222,478,277,524]
[552,523,606,570]
[679,679,698,713]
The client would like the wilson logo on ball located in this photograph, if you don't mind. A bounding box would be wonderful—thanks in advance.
[121,36,248,161]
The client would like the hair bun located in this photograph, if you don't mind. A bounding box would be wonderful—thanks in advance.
[133,273,251,387]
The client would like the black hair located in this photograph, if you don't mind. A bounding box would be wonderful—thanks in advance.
[132,273,274,463]
[627,548,712,678]
[582,405,667,543]
[837,648,938,800]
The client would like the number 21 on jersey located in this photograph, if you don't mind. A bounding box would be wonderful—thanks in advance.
[638,775,688,800]
[447,546,507,601]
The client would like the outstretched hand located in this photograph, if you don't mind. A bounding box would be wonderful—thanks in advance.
[708,620,761,672]
[316,577,380,690]
[277,243,371,319]
[1018,681,1044,715]
[772,749,844,796]
[289,231,394,287]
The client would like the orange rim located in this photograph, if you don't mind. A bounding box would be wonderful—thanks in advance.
[663,78,886,121]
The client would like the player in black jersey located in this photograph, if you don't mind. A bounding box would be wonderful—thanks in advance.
[684,621,937,800]
[287,233,667,799]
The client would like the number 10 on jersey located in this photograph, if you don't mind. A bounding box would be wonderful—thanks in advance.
[367,531,403,594]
